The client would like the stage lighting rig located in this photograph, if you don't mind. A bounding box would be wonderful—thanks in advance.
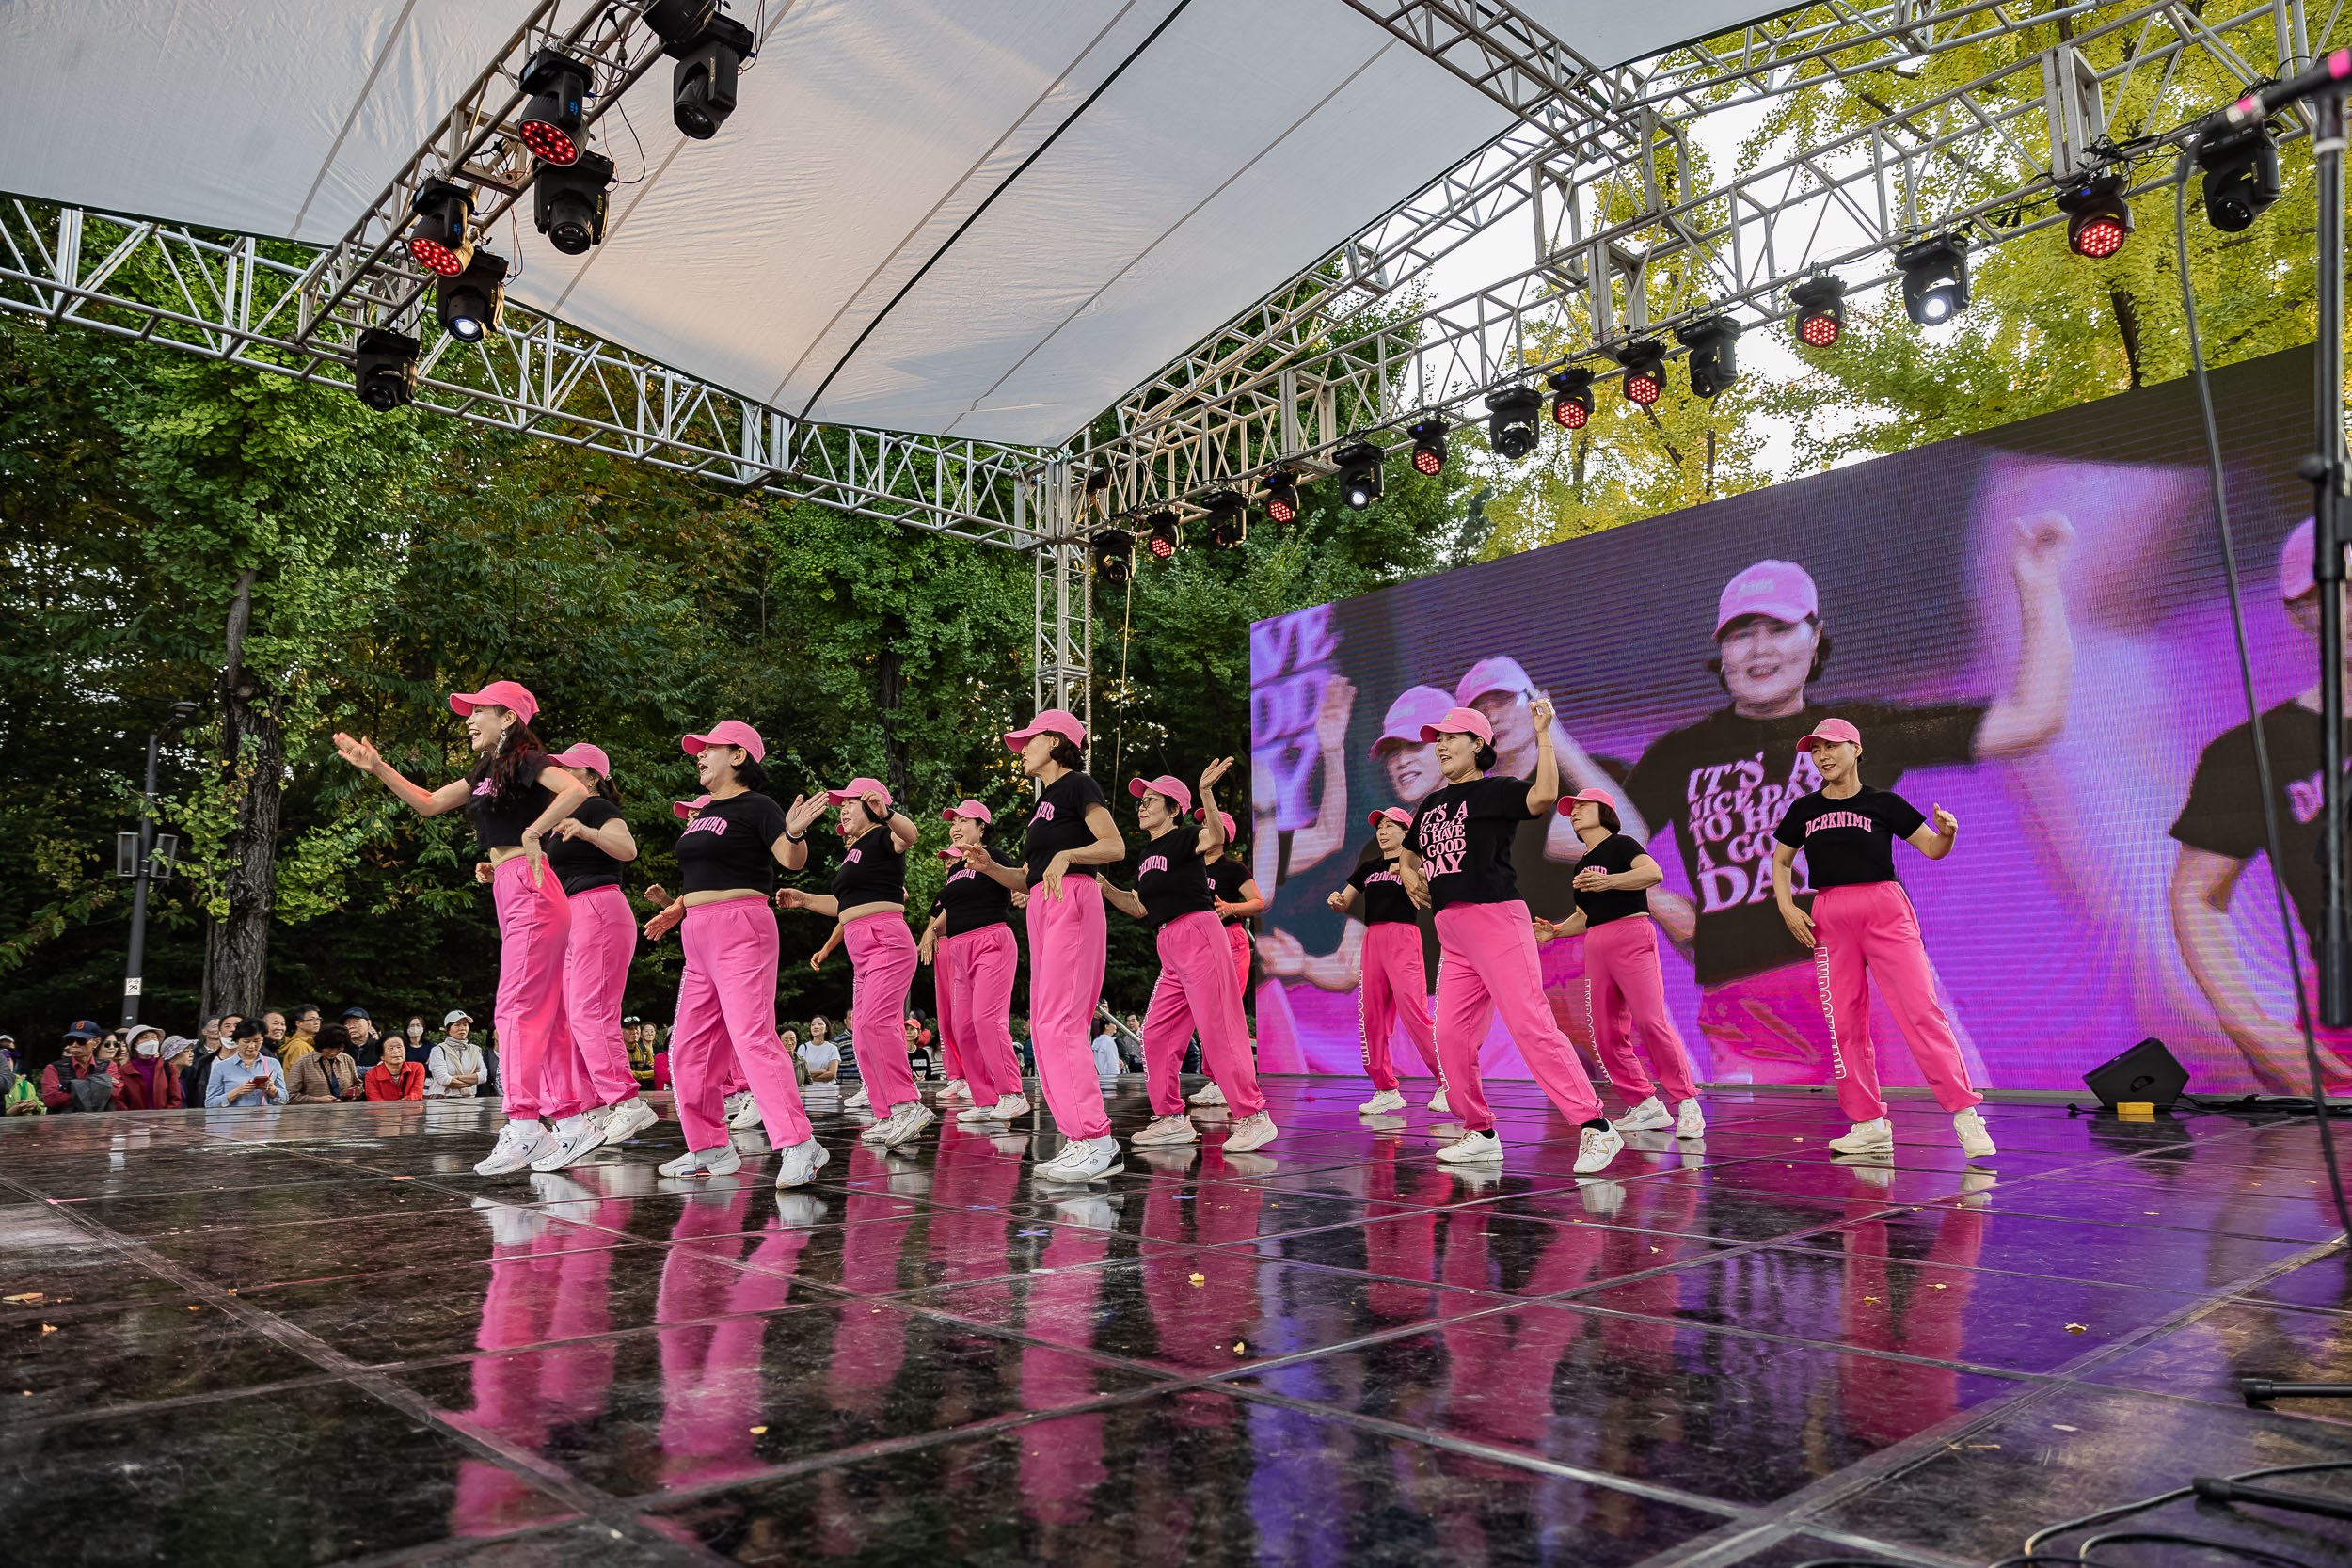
[534,151,614,255]
[1548,368,1593,430]
[406,179,474,277]
[2197,117,2280,232]
[1202,490,1248,549]
[1333,441,1384,511]
[2059,174,2133,258]
[1408,419,1449,475]
[1895,233,1970,325]
[1485,389,1540,460]
[437,251,509,342]
[1092,528,1135,584]
[1788,275,1847,348]
[1617,341,1665,406]
[352,327,420,412]
[1677,317,1740,397]
[517,48,594,166]
[1262,467,1300,523]
[1144,510,1181,560]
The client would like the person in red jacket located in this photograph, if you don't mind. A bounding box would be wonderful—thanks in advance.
[364,1037,429,1101]
[117,1025,187,1111]
[40,1024,112,1111]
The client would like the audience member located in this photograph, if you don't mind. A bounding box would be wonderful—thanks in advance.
[186,1028,234,1107]
[1090,1021,1120,1078]
[797,1027,840,1085]
[207,1019,285,1107]
[364,1037,426,1101]
[2,1044,40,1115]
[480,1034,501,1096]
[623,1017,654,1084]
[400,1015,428,1060]
[280,1006,322,1070]
[427,1012,486,1098]
[118,1025,185,1110]
[262,1010,289,1053]
[342,1007,380,1068]
[41,1023,114,1112]
[288,1032,363,1102]
[91,1035,129,1094]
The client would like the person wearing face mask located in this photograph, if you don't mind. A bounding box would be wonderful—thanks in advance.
[118,1024,186,1111]
[922,800,1030,1125]
[1327,808,1440,1116]
[544,742,660,1147]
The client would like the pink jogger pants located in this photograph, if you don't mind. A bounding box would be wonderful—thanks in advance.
[671,896,814,1153]
[1226,921,1251,1008]
[843,911,920,1113]
[562,884,640,1109]
[1582,914,1698,1106]
[1432,899,1604,1133]
[491,855,580,1121]
[1023,874,1112,1141]
[1359,920,1439,1091]
[1143,910,1264,1117]
[1811,880,1982,1121]
[936,925,1024,1104]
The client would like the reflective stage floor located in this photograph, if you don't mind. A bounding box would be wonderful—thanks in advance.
[4,1079,2350,1567]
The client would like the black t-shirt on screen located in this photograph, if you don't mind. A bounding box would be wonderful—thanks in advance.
[1408,775,1539,912]
[830,825,906,909]
[931,863,1013,937]
[675,792,791,895]
[2171,700,2350,957]
[467,752,558,853]
[1136,827,1216,930]
[1022,770,1112,887]
[1347,853,1419,927]
[1571,832,1651,927]
[1772,785,1927,890]
[545,796,626,897]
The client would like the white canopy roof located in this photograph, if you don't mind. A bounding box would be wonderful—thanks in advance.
[0,0,1764,443]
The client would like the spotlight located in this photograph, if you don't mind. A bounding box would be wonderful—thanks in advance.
[1144,509,1181,560]
[1788,275,1847,348]
[1085,466,1112,497]
[1333,440,1384,511]
[2059,174,2133,259]
[1262,467,1300,524]
[1895,233,1971,325]
[671,13,755,140]
[1092,527,1135,585]
[406,179,474,277]
[642,0,720,41]
[352,327,420,412]
[534,151,614,255]
[1617,341,1665,406]
[1677,317,1740,398]
[1408,419,1449,475]
[2197,117,2280,232]
[1202,490,1248,549]
[1484,389,1540,460]
[517,48,594,166]
[1548,368,1593,430]
[436,251,509,342]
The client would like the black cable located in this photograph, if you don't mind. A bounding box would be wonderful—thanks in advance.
[2172,149,2352,1240]
[2022,1461,2352,1557]
[2076,1531,2315,1567]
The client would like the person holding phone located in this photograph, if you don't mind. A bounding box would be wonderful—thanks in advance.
[206,1018,286,1107]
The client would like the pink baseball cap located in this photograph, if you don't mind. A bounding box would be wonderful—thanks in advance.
[681,720,765,762]
[1715,560,1820,637]
[936,847,966,861]
[1192,807,1239,839]
[1798,717,1863,752]
[1419,706,1495,745]
[1006,707,1085,752]
[672,793,711,820]
[549,743,611,777]
[1367,807,1412,828]
[826,777,892,809]
[448,679,538,725]
[1129,775,1193,816]
[1455,656,1536,706]
[1375,686,1455,755]
[940,799,993,824]
[2280,516,2319,601]
[1556,787,1616,816]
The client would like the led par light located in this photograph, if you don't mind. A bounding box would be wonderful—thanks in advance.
[517,48,593,166]
[1548,367,1593,429]
[534,151,614,255]
[1676,317,1740,398]
[1788,275,1847,348]
[1144,509,1181,560]
[1895,233,1971,325]
[1616,341,1665,406]
[353,327,420,412]
[2059,174,2133,259]
[1407,419,1449,475]
[436,251,509,342]
[1333,441,1384,511]
[406,179,474,277]
[1262,467,1300,523]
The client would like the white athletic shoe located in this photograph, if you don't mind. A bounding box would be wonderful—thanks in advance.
[529,1115,607,1173]
[1953,1108,1997,1158]
[1435,1129,1503,1164]
[1828,1117,1895,1155]
[1358,1088,1407,1116]
[599,1097,660,1148]
[1427,1087,1451,1115]
[1610,1096,1673,1133]
[1223,1111,1279,1154]
[727,1092,764,1132]
[1674,1099,1707,1139]
[938,1078,971,1102]
[1035,1135,1124,1182]
[1131,1114,1199,1147]
[657,1144,744,1179]
[475,1122,552,1177]
[843,1086,871,1111]
[773,1137,832,1189]
[959,1092,1028,1123]
[867,1101,937,1149]
[1187,1080,1227,1107]
[1573,1123,1626,1175]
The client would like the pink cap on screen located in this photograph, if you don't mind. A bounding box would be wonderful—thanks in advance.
[1367,807,1412,828]
[940,799,993,824]
[1454,655,1535,705]
[1798,718,1863,752]
[1374,685,1455,755]
[448,679,539,725]
[1006,707,1086,752]
[681,720,765,762]
[1555,787,1616,816]
[2280,516,2319,601]
[826,776,892,809]
[549,743,611,777]
[1715,560,1820,637]
[672,794,711,820]
[1128,775,1193,816]
[1191,807,1238,839]
[1419,705,1495,745]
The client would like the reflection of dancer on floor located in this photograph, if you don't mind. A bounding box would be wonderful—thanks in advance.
[1396,703,1623,1174]
[1186,809,1266,1104]
[332,680,589,1178]
[542,743,660,1149]
[1333,808,1441,1116]
[1769,718,1996,1159]
[923,800,1032,1126]
[2170,518,2352,1091]
[1532,788,1705,1139]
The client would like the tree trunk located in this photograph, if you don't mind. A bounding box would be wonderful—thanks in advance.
[2109,288,2145,388]
[201,569,282,1019]
[874,635,909,802]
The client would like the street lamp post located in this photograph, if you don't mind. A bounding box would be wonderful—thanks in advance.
[121,701,201,1029]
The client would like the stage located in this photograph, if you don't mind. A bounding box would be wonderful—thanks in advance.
[3,1083,2349,1567]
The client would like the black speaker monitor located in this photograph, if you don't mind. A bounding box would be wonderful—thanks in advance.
[2083,1037,2189,1110]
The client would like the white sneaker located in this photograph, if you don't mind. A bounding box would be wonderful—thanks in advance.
[1223,1111,1279,1154]
[1358,1088,1407,1115]
[1035,1135,1123,1182]
[474,1122,552,1177]
[938,1078,971,1102]
[1187,1080,1227,1107]
[599,1097,660,1148]
[1953,1108,1997,1158]
[1435,1129,1503,1164]
[1131,1114,1199,1147]
[844,1086,870,1111]
[1828,1117,1895,1155]
[529,1115,607,1173]
[1610,1096,1673,1133]
[959,1092,1028,1123]
[727,1092,764,1132]
[1427,1087,1451,1114]
[1674,1099,1707,1139]
[1573,1123,1625,1174]
[775,1193,826,1227]
[773,1137,832,1188]
[867,1101,937,1149]
[658,1144,744,1179]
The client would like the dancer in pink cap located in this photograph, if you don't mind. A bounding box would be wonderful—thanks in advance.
[1769,718,1993,1158]
[777,777,933,1149]
[637,720,828,1188]
[1328,806,1439,1115]
[922,800,1031,1125]
[1178,806,1264,1109]
[545,743,660,1149]
[1105,762,1277,1153]
[1396,703,1622,1172]
[1533,788,1704,1138]
[958,707,1125,1181]
[333,680,596,1177]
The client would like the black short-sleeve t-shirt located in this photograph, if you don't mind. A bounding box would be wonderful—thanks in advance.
[467,752,558,853]
[1207,856,1249,917]
[1571,832,1650,927]
[1347,854,1419,926]
[931,862,1013,937]
[545,796,626,897]
[830,825,906,908]
[2171,701,2349,956]
[1022,770,1112,887]
[675,792,791,895]
[1408,775,1539,911]
[1772,786,1927,889]
[1136,827,1216,930]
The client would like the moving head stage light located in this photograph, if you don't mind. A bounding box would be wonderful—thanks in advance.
[353,327,420,412]
[2197,117,2281,231]
[517,48,593,166]
[1676,317,1740,397]
[534,151,614,255]
[2059,173,2134,258]
[1262,467,1300,523]
[1485,388,1540,459]
[1616,341,1665,405]
[1788,275,1847,347]
[1548,367,1593,429]
[1333,441,1384,510]
[437,251,509,342]
[1201,490,1248,549]
[407,179,473,277]
[1895,233,1971,325]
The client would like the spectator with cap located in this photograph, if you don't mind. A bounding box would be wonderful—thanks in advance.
[428,1010,487,1098]
[342,1006,382,1068]
[623,1017,655,1084]
[206,1018,286,1107]
[40,1022,114,1112]
[287,1030,364,1102]
[118,1024,186,1111]
[279,1005,324,1070]
[364,1037,428,1101]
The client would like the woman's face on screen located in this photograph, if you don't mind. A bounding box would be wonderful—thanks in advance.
[1717,614,1817,708]
[1381,739,1443,805]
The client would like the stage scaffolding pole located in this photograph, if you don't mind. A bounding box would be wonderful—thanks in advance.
[2316,87,2349,1026]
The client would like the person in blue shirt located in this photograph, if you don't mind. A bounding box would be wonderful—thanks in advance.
[206,1019,287,1107]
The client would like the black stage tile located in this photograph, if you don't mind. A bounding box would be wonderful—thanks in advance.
[2084,1299,2352,1418]
[1786,1203,2314,1291]
[0,1205,198,1314]
[1,1296,326,1422]
[2249,1247,2352,1313]
[138,1204,637,1291]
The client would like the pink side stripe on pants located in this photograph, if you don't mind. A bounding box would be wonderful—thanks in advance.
[1143,910,1263,1117]
[843,911,920,1112]
[1810,880,1982,1121]
[670,895,813,1152]
[561,884,640,1109]
[1432,899,1603,1133]
[1023,873,1112,1141]
[490,855,580,1121]
[1582,914,1697,1105]
[1359,919,1440,1091]
[935,924,1024,1103]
